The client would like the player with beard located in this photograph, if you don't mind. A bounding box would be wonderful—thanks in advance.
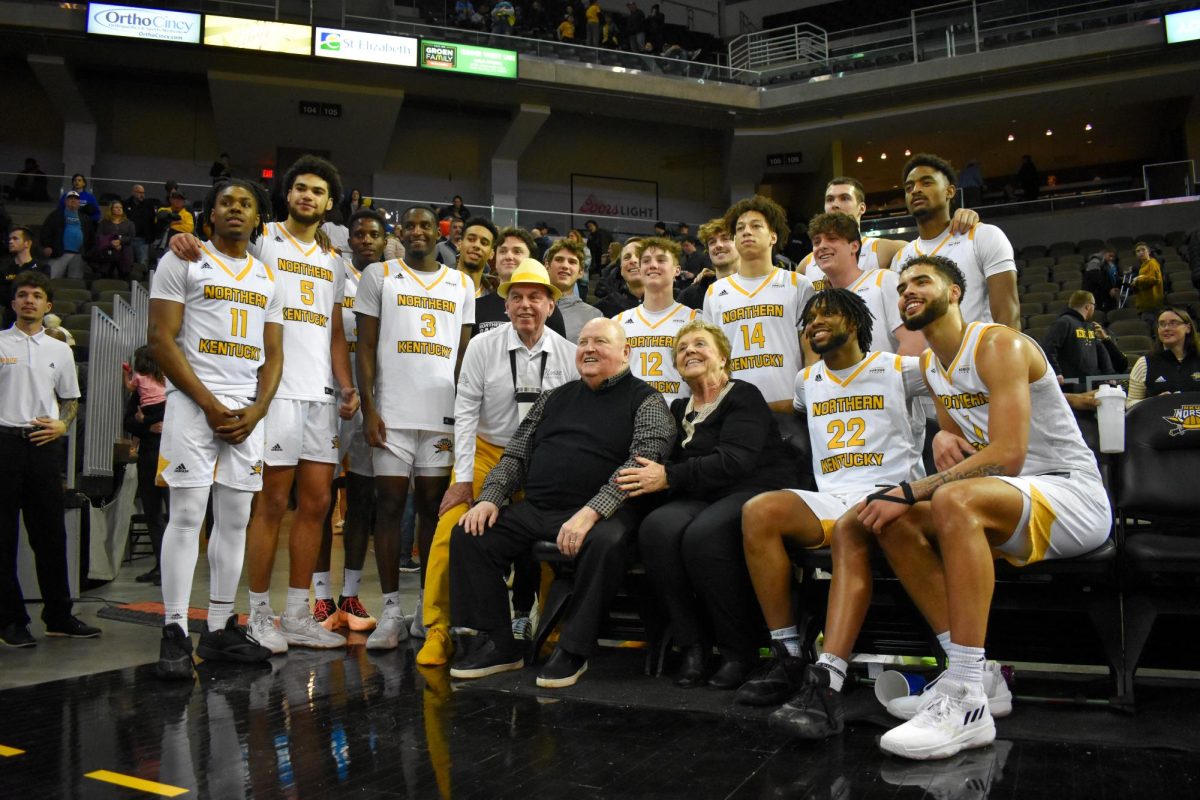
[860,255,1107,760]
[356,205,475,648]
[150,179,284,677]
[797,177,978,290]
[890,154,1018,328]
[170,158,358,653]
[473,227,567,337]
[734,289,926,729]
[679,218,739,311]
[311,208,389,633]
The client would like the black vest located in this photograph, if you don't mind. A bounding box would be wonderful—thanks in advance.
[1143,349,1200,397]
[524,370,656,511]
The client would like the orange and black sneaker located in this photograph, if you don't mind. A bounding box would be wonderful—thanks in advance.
[312,597,342,631]
[338,595,377,632]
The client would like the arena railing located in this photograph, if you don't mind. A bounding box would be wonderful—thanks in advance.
[80,286,148,480]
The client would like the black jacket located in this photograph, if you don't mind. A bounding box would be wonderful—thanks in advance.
[1043,308,1127,387]
[40,207,96,258]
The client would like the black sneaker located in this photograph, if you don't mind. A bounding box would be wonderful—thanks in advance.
[767,665,845,739]
[0,623,36,648]
[135,566,160,584]
[44,615,101,638]
[536,647,588,688]
[156,623,195,680]
[398,558,421,573]
[735,642,807,706]
[449,635,524,680]
[197,616,273,664]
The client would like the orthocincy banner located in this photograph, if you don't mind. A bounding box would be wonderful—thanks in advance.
[87,4,201,44]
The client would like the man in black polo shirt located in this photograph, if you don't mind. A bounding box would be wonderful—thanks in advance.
[3,227,50,328]
[473,227,567,337]
[448,316,674,688]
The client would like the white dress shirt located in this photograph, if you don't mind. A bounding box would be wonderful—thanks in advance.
[0,326,80,427]
[453,323,578,479]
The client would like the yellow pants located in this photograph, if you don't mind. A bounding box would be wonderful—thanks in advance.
[422,437,506,629]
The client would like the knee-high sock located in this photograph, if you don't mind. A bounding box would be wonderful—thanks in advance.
[160,486,211,627]
[206,484,254,631]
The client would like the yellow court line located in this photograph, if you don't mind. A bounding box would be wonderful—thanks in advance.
[0,744,25,756]
[84,770,189,797]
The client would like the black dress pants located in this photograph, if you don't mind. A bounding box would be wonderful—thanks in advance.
[638,491,767,658]
[0,435,72,627]
[450,501,639,657]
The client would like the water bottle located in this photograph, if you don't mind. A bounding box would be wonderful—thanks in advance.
[1095,383,1126,453]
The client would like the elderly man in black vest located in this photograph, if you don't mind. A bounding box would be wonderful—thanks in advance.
[448,316,675,688]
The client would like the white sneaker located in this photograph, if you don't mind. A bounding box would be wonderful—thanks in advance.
[409,596,426,639]
[881,740,1012,800]
[366,611,410,650]
[880,678,995,761]
[280,606,347,649]
[249,608,288,655]
[886,662,1013,720]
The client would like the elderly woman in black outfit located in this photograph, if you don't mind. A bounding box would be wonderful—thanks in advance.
[618,319,792,688]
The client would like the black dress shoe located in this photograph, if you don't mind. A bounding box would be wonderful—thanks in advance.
[449,635,524,680]
[136,566,161,584]
[735,641,807,706]
[708,654,754,690]
[0,623,36,648]
[536,647,588,688]
[44,615,101,638]
[674,644,708,688]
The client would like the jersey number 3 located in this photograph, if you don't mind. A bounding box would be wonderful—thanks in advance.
[421,313,437,337]
[827,417,866,449]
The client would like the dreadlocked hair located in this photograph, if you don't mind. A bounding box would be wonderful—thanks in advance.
[205,178,271,243]
[801,287,876,353]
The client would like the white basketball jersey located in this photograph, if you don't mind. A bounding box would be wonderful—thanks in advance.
[356,259,476,433]
[799,237,882,292]
[702,268,814,404]
[796,351,925,493]
[252,221,345,403]
[845,268,904,354]
[616,302,697,404]
[150,244,283,396]
[341,258,363,383]
[892,223,1016,325]
[922,322,1100,478]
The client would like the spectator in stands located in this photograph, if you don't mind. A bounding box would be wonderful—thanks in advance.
[94,199,136,277]
[527,0,554,36]
[585,0,602,47]
[1130,241,1164,327]
[492,0,516,35]
[530,222,552,260]
[1017,155,1039,201]
[340,188,363,222]
[3,227,48,328]
[209,153,232,184]
[0,271,99,647]
[438,195,471,222]
[547,238,601,342]
[625,2,646,51]
[584,219,612,277]
[57,174,100,223]
[566,229,591,293]
[679,218,738,310]
[646,3,666,51]
[558,11,577,42]
[448,316,674,688]
[436,217,464,267]
[654,221,669,237]
[958,159,984,208]
[620,320,790,687]
[1126,307,1200,407]
[1082,248,1118,312]
[453,0,476,27]
[155,191,194,248]
[601,12,622,48]
[680,236,707,278]
[595,237,646,317]
[1188,226,1200,294]
[40,191,95,280]
[123,345,168,586]
[1043,290,1127,398]
[12,157,48,202]
[125,184,157,267]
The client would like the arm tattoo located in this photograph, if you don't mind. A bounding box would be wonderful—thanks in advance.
[909,462,1006,502]
[58,398,79,427]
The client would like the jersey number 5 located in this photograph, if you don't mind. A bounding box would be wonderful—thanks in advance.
[827,417,866,449]
[739,322,765,350]
[300,280,315,306]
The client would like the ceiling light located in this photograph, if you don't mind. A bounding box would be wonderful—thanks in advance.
[856,155,863,163]
[904,149,911,156]
[880,153,887,160]
[1085,123,1093,131]
[1045,129,1053,136]
[1007,134,1015,141]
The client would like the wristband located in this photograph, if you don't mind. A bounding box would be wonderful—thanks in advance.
[867,482,916,506]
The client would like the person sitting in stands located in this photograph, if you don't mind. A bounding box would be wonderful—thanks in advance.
[1126,306,1200,406]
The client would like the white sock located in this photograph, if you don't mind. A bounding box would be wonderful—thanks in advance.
[285,586,309,617]
[160,486,209,628]
[312,571,333,601]
[769,625,801,657]
[207,602,233,632]
[936,630,952,657]
[206,485,253,632]
[248,591,272,617]
[342,568,363,598]
[380,591,402,617]
[815,652,848,692]
[946,642,987,687]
